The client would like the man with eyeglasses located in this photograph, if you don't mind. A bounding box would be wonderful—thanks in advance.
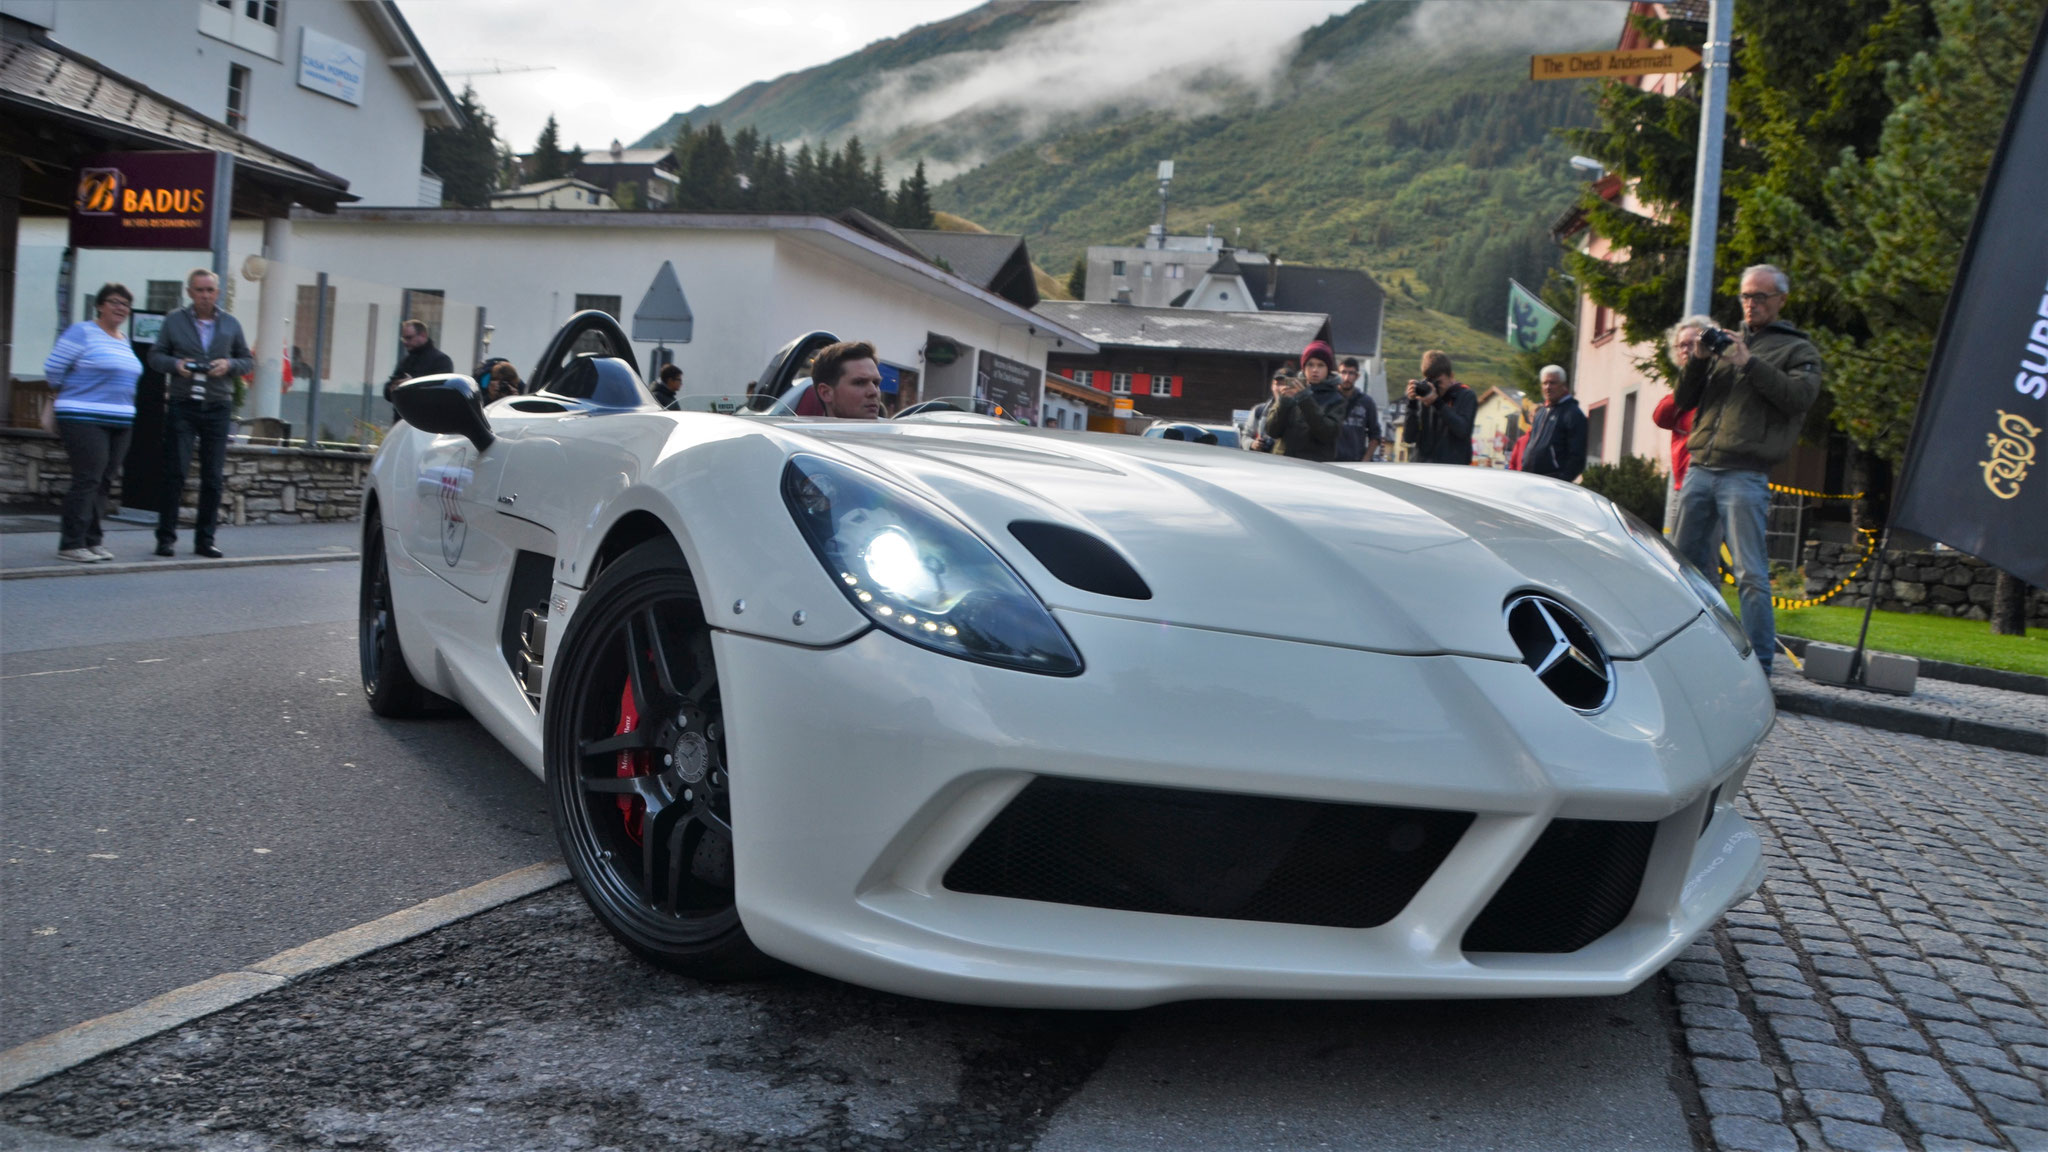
[1669,264,1823,673]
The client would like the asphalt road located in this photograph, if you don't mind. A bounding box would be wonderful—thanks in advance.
[0,560,1704,1150]
[0,562,552,1050]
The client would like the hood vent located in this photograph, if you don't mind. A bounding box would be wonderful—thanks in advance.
[1008,521,1152,600]
[1504,594,1614,712]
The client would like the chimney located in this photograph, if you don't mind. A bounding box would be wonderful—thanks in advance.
[1264,254,1280,308]
[610,138,624,164]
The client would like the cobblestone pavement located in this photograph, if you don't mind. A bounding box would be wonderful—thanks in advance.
[1671,713,2048,1151]
[1768,664,2048,736]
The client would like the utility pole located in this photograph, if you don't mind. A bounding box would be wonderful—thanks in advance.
[1668,0,1733,530]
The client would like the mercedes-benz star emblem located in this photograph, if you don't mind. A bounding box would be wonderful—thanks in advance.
[1504,595,1614,712]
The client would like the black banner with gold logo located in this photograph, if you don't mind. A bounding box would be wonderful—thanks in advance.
[68,151,217,250]
[1891,12,2048,585]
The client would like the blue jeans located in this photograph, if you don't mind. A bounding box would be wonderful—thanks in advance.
[1676,466,1774,668]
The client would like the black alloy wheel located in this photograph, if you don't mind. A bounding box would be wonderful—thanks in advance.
[359,512,429,717]
[544,537,775,979]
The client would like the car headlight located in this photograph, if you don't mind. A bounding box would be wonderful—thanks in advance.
[782,455,1083,675]
[1616,506,1752,658]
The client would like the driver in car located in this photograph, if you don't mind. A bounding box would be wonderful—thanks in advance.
[805,340,884,419]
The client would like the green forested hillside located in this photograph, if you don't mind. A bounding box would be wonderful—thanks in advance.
[633,1,1608,394]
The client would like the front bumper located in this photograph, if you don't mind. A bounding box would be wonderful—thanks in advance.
[716,609,1772,1008]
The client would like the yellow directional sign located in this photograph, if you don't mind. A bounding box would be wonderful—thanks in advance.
[1530,46,1703,81]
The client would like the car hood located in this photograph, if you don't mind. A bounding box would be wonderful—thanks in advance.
[791,423,1704,661]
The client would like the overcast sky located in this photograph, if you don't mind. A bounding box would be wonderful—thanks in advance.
[399,0,982,153]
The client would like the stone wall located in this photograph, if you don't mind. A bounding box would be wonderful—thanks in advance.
[1802,539,2047,627]
[0,428,368,524]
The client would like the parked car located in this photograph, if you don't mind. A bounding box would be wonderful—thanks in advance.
[1141,420,1241,448]
[361,312,1774,1008]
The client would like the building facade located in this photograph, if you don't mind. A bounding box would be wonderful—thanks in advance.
[1036,301,1330,430]
[0,0,459,208]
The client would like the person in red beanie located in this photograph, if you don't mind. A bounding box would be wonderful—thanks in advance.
[1259,339,1344,460]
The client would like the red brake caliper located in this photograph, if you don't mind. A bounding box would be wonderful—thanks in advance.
[614,680,647,843]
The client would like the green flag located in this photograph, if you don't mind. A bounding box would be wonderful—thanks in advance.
[1506,279,1566,352]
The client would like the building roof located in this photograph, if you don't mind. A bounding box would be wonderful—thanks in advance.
[1205,251,1244,277]
[898,229,1039,308]
[0,25,354,210]
[359,1,462,131]
[1034,301,1329,357]
[581,147,677,168]
[295,206,1099,353]
[1257,265,1385,357]
[490,177,609,199]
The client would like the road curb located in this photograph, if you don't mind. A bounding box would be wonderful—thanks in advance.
[1777,633,2047,696]
[0,551,358,580]
[0,860,569,1097]
[1772,684,2046,756]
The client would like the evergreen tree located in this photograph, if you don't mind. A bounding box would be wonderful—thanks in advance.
[423,86,503,208]
[791,143,819,211]
[529,114,574,181]
[892,160,935,229]
[1802,0,2043,465]
[1564,1,1938,368]
[1066,254,1087,300]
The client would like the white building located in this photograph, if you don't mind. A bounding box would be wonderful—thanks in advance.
[490,179,616,211]
[264,209,1096,440]
[0,0,459,208]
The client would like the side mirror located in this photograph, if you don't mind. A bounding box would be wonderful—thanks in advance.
[392,373,494,452]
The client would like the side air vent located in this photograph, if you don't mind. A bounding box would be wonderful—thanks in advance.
[1461,818,1657,954]
[1504,594,1614,713]
[1007,521,1151,600]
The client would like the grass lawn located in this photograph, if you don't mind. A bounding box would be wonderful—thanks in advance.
[1733,596,2048,675]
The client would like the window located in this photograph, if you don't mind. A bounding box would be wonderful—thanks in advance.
[1593,305,1615,340]
[400,289,445,347]
[1142,263,1153,278]
[1111,260,1126,276]
[293,282,337,379]
[1166,263,1184,279]
[1585,402,1608,463]
[145,281,183,313]
[1111,373,1132,395]
[225,64,251,131]
[1072,369,1094,387]
[244,0,279,26]
[574,294,623,318]
[1151,375,1173,397]
[1620,391,1638,458]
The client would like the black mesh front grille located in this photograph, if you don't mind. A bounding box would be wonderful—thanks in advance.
[943,777,1473,929]
[1461,818,1658,954]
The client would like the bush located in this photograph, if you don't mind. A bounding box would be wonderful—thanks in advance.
[1579,454,1668,527]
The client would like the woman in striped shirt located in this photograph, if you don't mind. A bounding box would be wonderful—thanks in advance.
[44,283,142,563]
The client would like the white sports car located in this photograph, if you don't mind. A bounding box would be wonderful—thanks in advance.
[363,312,1773,1009]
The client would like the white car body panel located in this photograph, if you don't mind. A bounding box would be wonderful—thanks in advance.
[365,391,1774,1007]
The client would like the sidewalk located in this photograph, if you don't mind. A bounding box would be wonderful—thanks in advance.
[0,511,361,578]
[1770,660,2047,757]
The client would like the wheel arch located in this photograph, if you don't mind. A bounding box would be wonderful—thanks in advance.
[590,508,690,586]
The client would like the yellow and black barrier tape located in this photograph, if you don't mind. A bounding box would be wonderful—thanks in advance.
[1718,527,1880,610]
[1768,483,1865,501]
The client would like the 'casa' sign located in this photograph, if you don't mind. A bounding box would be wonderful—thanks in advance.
[69,151,218,251]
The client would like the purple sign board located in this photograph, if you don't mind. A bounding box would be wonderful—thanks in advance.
[69,151,218,250]
[976,349,1042,425]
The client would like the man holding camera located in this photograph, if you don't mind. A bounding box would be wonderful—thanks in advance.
[148,269,251,558]
[1670,265,1823,672]
[1402,350,1477,465]
[1258,341,1346,460]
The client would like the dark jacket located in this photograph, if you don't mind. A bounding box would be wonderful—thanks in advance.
[1334,388,1381,462]
[1518,394,1587,480]
[384,340,455,401]
[1673,320,1823,472]
[1403,380,1476,465]
[1262,381,1345,461]
[147,306,253,407]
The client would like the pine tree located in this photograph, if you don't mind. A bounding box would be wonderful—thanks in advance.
[1066,254,1087,300]
[791,143,819,211]
[1803,0,2043,466]
[423,86,503,208]
[892,160,935,229]
[529,114,574,181]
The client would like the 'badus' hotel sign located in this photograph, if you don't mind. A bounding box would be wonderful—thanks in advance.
[69,152,218,251]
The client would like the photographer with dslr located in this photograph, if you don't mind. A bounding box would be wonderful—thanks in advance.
[1402,350,1476,465]
[1670,265,1823,673]
[148,268,251,558]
